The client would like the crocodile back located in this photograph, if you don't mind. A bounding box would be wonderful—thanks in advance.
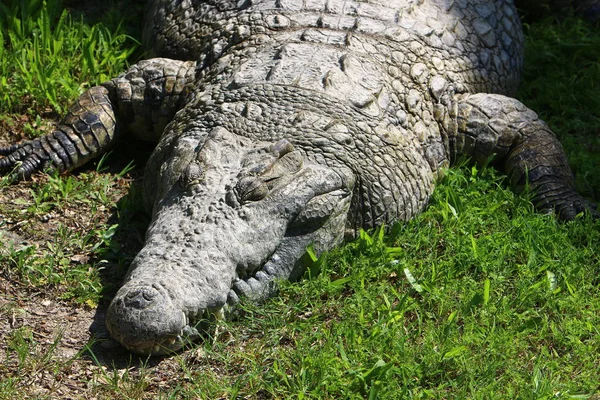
[143,0,524,95]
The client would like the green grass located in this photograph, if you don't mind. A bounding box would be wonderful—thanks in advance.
[260,166,599,398]
[0,3,599,399]
[0,0,137,117]
[0,0,145,307]
[1,163,137,305]
[518,14,600,199]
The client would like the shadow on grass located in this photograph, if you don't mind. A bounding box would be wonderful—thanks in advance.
[78,138,158,368]
[64,0,147,43]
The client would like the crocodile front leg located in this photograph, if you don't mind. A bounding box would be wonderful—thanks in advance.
[0,58,196,180]
[444,93,598,220]
[0,86,118,179]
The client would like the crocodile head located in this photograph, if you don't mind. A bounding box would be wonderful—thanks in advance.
[105,127,355,355]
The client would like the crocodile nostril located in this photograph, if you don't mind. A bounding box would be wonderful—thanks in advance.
[124,288,158,309]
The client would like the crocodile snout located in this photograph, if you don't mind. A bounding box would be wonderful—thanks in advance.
[123,287,158,309]
[106,283,189,355]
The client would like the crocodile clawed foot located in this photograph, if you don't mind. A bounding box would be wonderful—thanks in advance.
[534,190,599,221]
[556,198,599,221]
[0,140,53,181]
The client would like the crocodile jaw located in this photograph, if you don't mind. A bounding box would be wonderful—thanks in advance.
[105,281,212,355]
[105,235,236,355]
[105,266,231,355]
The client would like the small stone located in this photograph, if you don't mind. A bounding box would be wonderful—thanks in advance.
[100,339,120,350]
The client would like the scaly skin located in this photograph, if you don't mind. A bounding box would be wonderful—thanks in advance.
[0,0,597,355]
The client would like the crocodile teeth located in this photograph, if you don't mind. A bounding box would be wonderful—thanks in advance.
[214,307,225,320]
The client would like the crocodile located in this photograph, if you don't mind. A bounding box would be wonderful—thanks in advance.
[0,0,597,355]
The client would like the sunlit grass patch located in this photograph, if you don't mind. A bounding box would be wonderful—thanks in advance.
[0,0,137,117]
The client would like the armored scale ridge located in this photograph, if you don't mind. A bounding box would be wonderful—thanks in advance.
[0,0,597,355]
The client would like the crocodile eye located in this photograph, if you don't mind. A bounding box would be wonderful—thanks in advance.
[270,139,294,156]
[179,162,204,189]
[236,176,269,203]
